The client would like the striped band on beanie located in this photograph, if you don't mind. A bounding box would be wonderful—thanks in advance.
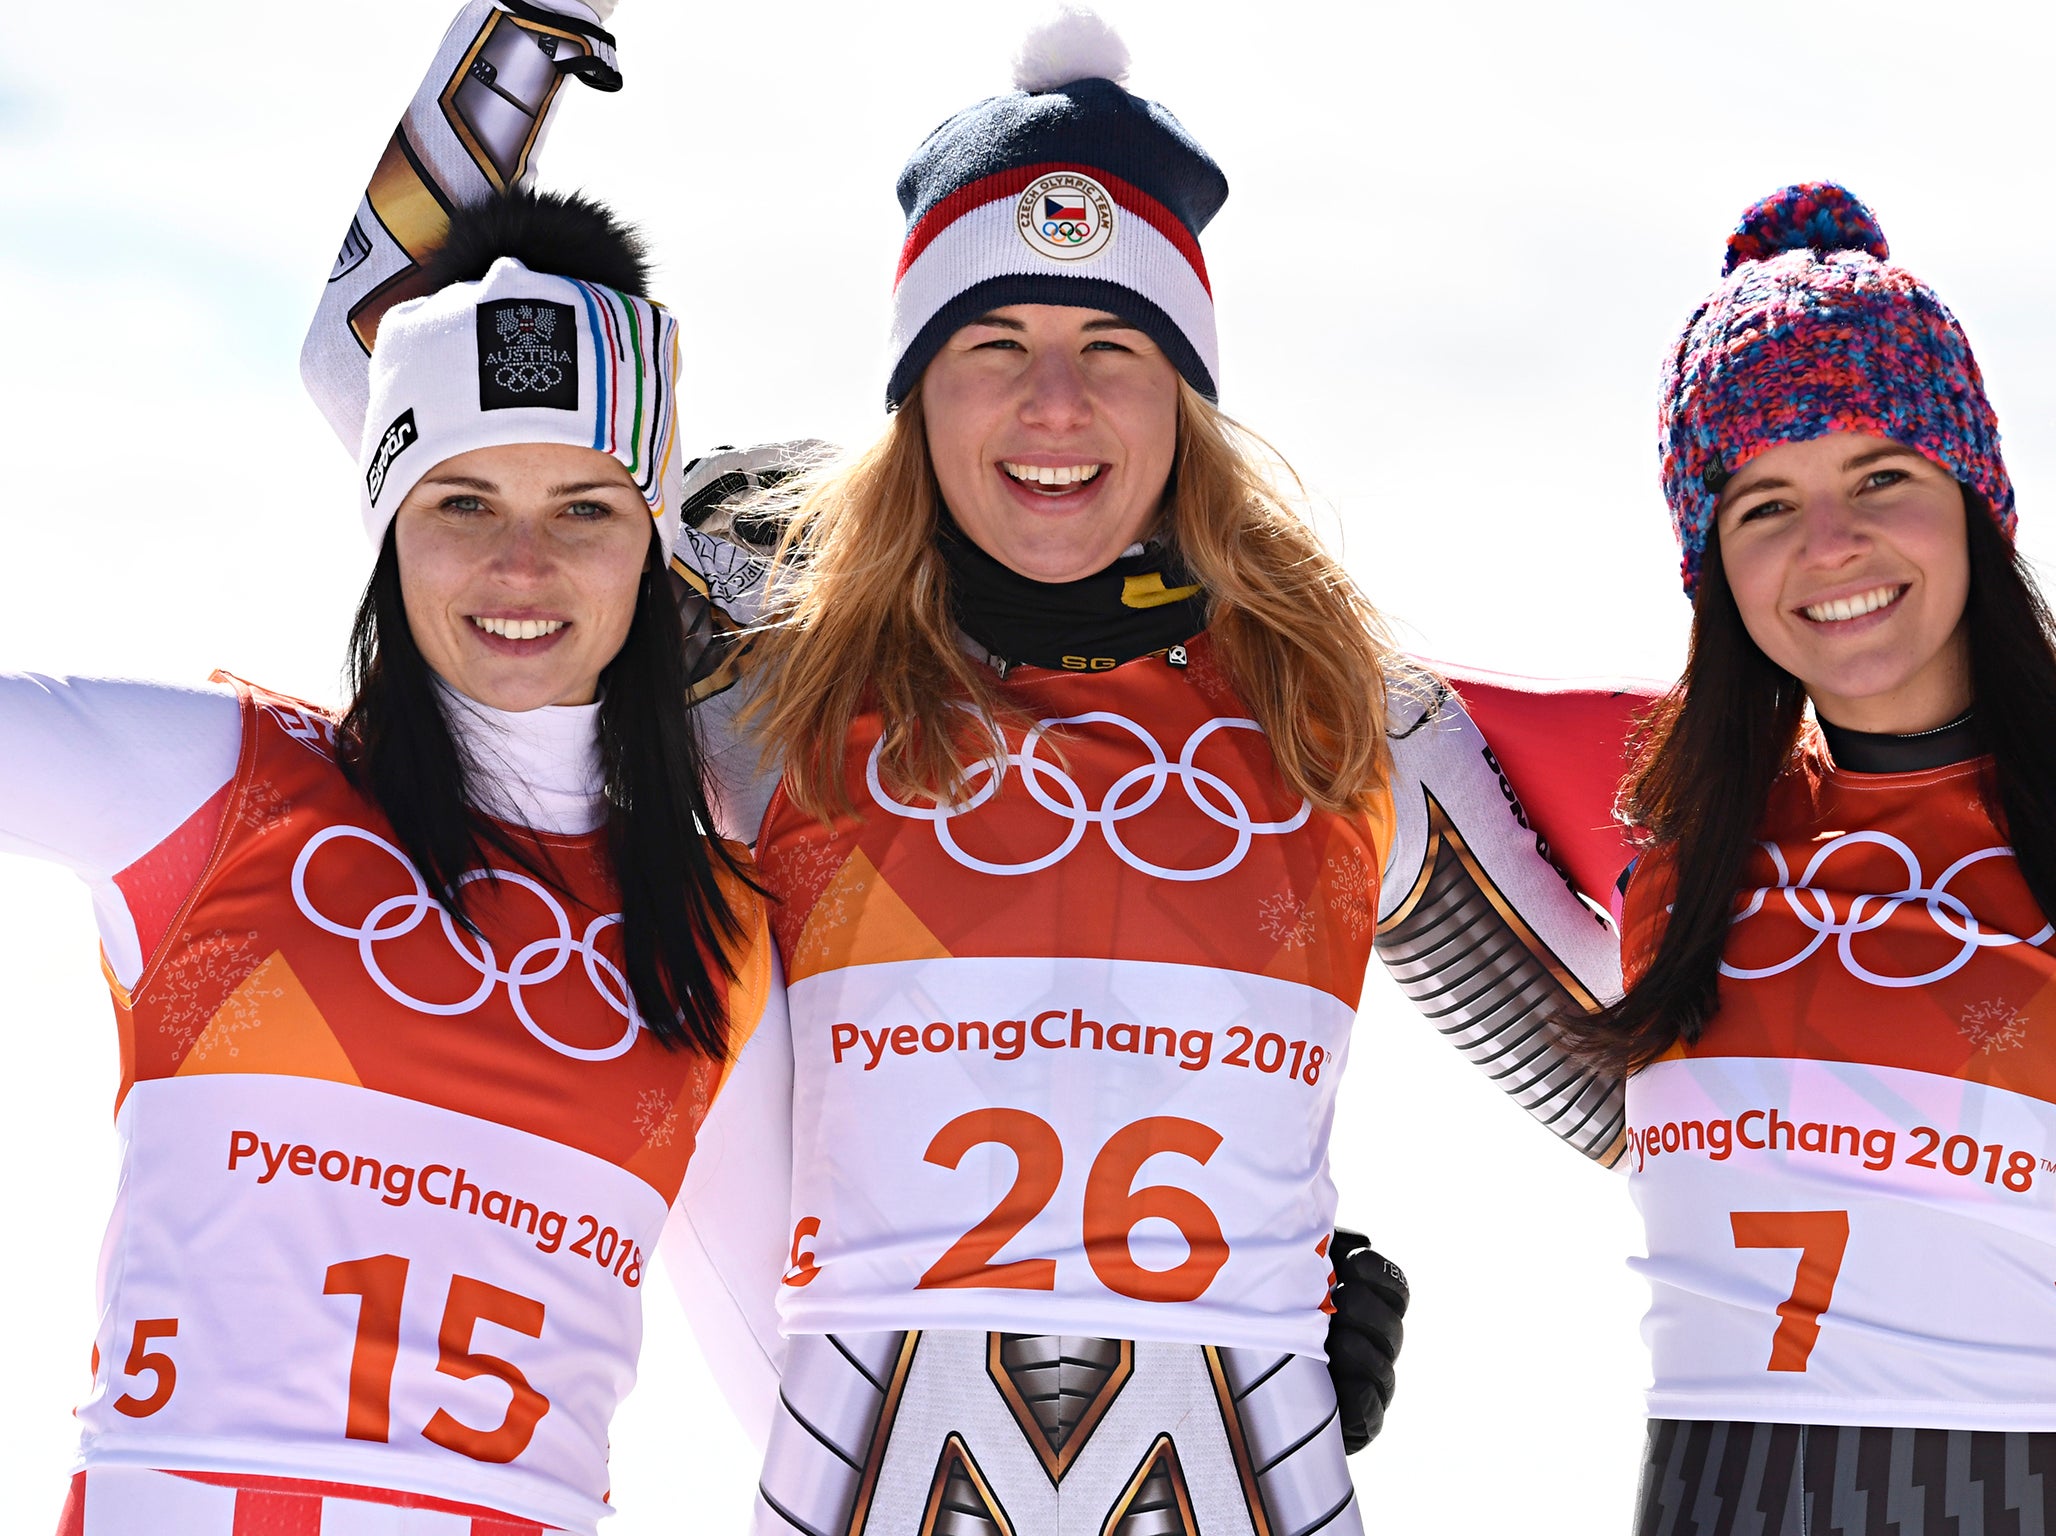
[359,255,684,558]
[886,13,1229,408]
[1659,181,2013,597]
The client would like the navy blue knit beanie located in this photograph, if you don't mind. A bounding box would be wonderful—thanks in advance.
[886,10,1230,407]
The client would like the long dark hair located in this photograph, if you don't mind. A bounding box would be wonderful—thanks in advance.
[337,524,752,1058]
[1556,496,2056,1074]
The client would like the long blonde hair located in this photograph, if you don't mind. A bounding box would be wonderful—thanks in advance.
[747,380,1401,819]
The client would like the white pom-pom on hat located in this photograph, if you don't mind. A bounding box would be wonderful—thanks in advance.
[1011,6,1132,92]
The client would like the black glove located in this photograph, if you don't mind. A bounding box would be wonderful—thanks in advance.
[499,0,625,91]
[1324,1227,1408,1454]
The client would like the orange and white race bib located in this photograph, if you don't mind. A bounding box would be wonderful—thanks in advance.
[779,957,1354,1351]
[1629,1056,2056,1427]
[81,1073,664,1528]
[1623,745,2056,1429]
[758,643,1388,1353]
[75,680,776,1527]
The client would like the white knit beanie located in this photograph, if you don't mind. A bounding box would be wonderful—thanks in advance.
[358,256,683,557]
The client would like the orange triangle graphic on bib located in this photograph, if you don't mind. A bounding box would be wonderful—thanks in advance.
[788,847,951,983]
[177,950,361,1086]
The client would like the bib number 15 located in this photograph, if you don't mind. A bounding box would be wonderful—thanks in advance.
[915,1109,1229,1304]
[325,1255,549,1463]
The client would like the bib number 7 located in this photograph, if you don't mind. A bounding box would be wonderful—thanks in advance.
[916,1109,1230,1304]
[1729,1210,1850,1372]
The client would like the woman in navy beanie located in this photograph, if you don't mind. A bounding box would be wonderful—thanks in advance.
[304,7,1638,1529]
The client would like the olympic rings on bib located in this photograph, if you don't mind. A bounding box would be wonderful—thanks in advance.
[1722,829,2055,988]
[290,824,642,1060]
[867,711,1310,882]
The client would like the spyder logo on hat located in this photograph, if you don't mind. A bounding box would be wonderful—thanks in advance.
[477,299,578,411]
[365,408,417,506]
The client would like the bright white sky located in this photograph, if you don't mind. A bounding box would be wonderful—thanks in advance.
[2,0,2052,1530]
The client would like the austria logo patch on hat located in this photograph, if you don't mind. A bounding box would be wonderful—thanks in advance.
[477,298,578,411]
[1017,171,1115,261]
[361,257,685,560]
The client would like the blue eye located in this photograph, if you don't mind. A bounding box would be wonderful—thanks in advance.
[442,495,487,513]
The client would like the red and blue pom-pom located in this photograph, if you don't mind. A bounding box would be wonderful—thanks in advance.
[1722,181,1890,275]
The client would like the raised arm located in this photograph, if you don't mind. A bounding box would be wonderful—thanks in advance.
[0,674,243,987]
[300,0,621,449]
[1436,662,1657,919]
[292,6,813,847]
[1373,668,1651,1166]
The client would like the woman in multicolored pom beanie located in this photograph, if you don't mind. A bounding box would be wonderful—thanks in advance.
[1558,182,2056,1531]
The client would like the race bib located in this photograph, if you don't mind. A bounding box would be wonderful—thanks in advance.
[1629,1055,2056,1428]
[79,1074,666,1531]
[779,955,1353,1354]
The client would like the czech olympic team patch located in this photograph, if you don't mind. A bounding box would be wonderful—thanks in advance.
[1017,171,1116,262]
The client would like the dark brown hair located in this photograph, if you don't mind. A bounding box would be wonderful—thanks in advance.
[1555,495,2056,1074]
[335,186,752,1059]
[338,525,752,1059]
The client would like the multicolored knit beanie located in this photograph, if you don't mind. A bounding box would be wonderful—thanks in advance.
[885,9,1228,408]
[1658,181,2013,596]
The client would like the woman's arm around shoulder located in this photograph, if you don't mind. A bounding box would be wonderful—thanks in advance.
[659,867,794,1448]
[300,0,622,448]
[1372,664,1658,1166]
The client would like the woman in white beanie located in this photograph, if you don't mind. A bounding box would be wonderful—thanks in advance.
[15,192,789,1536]
[304,8,1637,1532]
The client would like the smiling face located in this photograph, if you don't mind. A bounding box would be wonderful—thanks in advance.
[392,441,654,712]
[919,303,1181,583]
[1715,432,1974,733]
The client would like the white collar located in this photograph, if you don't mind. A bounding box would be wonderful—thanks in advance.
[434,678,607,835]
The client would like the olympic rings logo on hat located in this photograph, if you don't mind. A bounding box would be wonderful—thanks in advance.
[867,709,1309,881]
[1721,829,2054,988]
[1017,172,1116,262]
[290,823,644,1061]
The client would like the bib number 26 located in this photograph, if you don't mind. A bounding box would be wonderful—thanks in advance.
[915,1109,1229,1304]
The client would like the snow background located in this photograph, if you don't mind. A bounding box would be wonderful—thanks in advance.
[3,0,2052,1528]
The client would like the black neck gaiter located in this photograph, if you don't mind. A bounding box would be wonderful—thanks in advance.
[1818,710,1981,772]
[938,519,1210,674]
